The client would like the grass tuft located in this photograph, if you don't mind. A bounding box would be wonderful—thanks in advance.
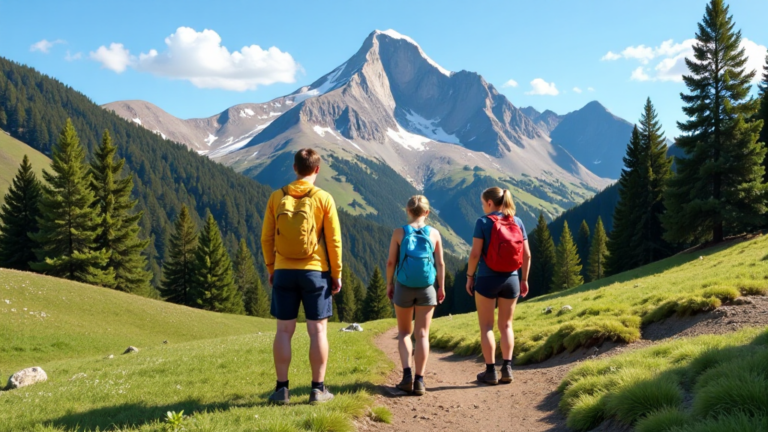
[369,406,393,424]
[605,377,683,424]
[302,410,355,432]
[671,412,768,432]
[565,393,606,432]
[737,281,768,296]
[692,372,768,419]
[635,408,689,432]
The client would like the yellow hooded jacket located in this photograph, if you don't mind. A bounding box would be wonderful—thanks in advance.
[261,180,342,279]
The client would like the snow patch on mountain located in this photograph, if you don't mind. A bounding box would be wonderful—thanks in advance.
[204,134,217,146]
[153,130,166,140]
[313,125,366,153]
[404,110,461,145]
[239,108,255,117]
[210,122,273,158]
[132,117,142,125]
[387,125,431,151]
[375,29,452,77]
[293,62,349,104]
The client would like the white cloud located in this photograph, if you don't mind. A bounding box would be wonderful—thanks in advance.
[90,43,132,73]
[573,87,582,93]
[630,67,651,82]
[64,50,82,61]
[601,51,621,61]
[502,78,518,88]
[608,38,766,83]
[526,78,559,96]
[588,87,595,92]
[30,39,64,53]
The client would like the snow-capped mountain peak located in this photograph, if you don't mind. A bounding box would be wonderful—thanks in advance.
[373,29,453,77]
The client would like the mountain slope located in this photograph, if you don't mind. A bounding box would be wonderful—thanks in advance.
[0,130,49,205]
[550,101,635,179]
[520,106,563,134]
[106,30,610,244]
[0,57,406,284]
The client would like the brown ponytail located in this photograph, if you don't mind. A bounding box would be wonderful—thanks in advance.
[482,187,516,218]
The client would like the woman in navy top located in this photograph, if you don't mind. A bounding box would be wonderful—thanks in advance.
[465,187,531,385]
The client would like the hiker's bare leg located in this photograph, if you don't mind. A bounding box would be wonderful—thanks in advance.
[497,297,518,361]
[306,318,329,382]
[475,293,497,365]
[274,319,297,381]
[395,304,415,370]
[413,305,435,376]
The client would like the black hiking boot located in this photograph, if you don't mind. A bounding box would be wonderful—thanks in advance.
[413,379,426,396]
[309,387,334,404]
[395,377,414,393]
[500,364,513,383]
[268,387,290,404]
[477,368,499,385]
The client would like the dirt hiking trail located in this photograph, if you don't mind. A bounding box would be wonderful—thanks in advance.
[359,296,768,432]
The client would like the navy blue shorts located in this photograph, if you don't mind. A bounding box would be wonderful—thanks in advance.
[271,270,333,321]
[474,274,520,300]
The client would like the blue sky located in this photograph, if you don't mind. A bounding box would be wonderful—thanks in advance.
[2,0,767,137]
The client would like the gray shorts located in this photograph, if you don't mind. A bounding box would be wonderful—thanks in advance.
[393,282,437,308]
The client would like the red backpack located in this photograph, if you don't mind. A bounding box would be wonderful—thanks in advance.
[484,214,524,272]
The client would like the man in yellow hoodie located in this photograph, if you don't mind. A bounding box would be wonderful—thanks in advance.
[261,148,342,405]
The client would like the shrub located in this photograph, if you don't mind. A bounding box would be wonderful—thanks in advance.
[700,285,739,302]
[635,408,689,432]
[737,281,768,296]
[605,377,683,424]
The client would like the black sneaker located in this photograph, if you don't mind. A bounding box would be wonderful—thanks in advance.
[413,379,426,396]
[396,378,414,393]
[500,365,513,383]
[477,369,499,385]
[268,387,290,404]
[309,388,334,404]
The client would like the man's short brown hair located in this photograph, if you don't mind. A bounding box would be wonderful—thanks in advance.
[294,148,322,176]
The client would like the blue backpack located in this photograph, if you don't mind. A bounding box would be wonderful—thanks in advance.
[396,225,436,288]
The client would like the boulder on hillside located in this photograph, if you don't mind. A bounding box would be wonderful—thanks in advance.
[123,346,139,355]
[7,367,47,389]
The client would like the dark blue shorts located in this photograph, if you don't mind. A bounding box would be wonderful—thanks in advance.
[474,274,520,300]
[271,270,333,321]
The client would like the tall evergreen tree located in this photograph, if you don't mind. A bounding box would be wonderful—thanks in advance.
[663,0,767,244]
[757,54,768,179]
[632,99,674,265]
[233,239,269,317]
[362,267,391,321]
[337,266,359,322]
[0,155,42,270]
[353,271,367,322]
[529,213,556,296]
[607,126,644,275]
[90,130,151,294]
[552,221,583,291]
[30,120,113,286]
[435,270,455,317]
[193,213,244,314]
[576,220,591,279]
[160,206,198,306]
[587,217,609,282]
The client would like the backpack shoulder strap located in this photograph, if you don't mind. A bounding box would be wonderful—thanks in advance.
[281,187,289,197]
[306,187,320,199]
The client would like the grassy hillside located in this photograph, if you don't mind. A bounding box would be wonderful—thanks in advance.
[560,327,768,431]
[0,269,395,431]
[430,234,768,364]
[0,131,49,205]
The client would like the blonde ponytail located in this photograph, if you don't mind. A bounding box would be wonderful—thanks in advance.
[405,195,430,222]
[482,187,516,217]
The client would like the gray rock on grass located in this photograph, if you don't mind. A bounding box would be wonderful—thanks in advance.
[7,367,47,389]
[123,346,139,354]
[340,323,364,332]
[561,305,573,312]
[543,306,553,314]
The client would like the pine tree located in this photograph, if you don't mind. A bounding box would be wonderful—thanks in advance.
[587,217,609,282]
[435,270,455,317]
[362,267,391,321]
[663,0,767,244]
[90,130,151,294]
[632,99,673,265]
[576,220,591,279]
[529,213,556,296]
[329,297,340,322]
[607,126,644,275]
[233,239,270,317]
[30,120,113,286]
[353,271,367,322]
[758,54,768,179]
[337,266,359,322]
[0,155,42,270]
[160,206,198,306]
[552,221,583,291]
[193,213,244,314]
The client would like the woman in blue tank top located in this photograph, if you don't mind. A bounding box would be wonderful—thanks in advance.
[385,195,446,396]
[465,187,530,385]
